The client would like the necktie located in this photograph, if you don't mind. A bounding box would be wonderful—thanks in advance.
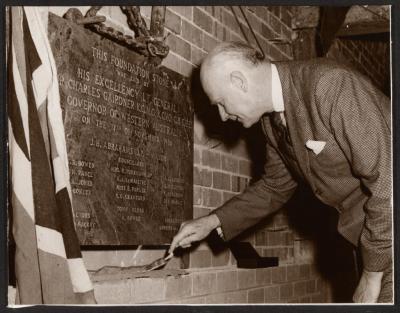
[271,111,292,145]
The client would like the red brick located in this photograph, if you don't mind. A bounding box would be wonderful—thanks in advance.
[193,186,202,205]
[306,279,316,294]
[261,23,275,39]
[212,171,231,190]
[202,150,221,168]
[251,6,269,21]
[286,265,300,281]
[267,231,284,246]
[231,176,248,193]
[239,159,252,176]
[271,266,286,283]
[162,49,180,72]
[170,6,193,20]
[203,6,213,15]
[193,272,217,295]
[181,20,204,48]
[231,176,240,192]
[221,155,239,173]
[212,249,230,267]
[191,45,206,66]
[299,264,311,280]
[194,167,212,187]
[248,287,265,303]
[94,280,132,304]
[311,293,326,303]
[276,43,292,59]
[203,33,219,53]
[193,206,210,219]
[265,285,279,302]
[300,296,311,303]
[194,146,201,164]
[293,281,307,298]
[246,11,262,35]
[180,59,194,77]
[281,25,293,44]
[214,21,225,41]
[268,6,281,18]
[189,250,212,268]
[202,188,222,207]
[280,7,292,27]
[240,177,249,191]
[287,247,294,261]
[166,33,191,60]
[165,9,181,34]
[310,264,319,278]
[222,8,241,34]
[193,7,213,34]
[255,231,266,246]
[255,268,271,286]
[131,278,165,303]
[279,248,289,262]
[206,290,247,304]
[212,6,223,21]
[280,283,293,300]
[238,269,256,289]
[217,270,238,292]
[223,191,235,202]
[165,275,192,299]
[316,277,327,292]
[285,231,294,245]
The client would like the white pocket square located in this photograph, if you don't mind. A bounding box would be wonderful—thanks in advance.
[305,140,326,155]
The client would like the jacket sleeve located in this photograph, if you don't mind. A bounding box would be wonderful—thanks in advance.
[318,69,392,272]
[213,138,298,241]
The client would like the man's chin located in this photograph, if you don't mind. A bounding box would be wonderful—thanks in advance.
[241,120,256,128]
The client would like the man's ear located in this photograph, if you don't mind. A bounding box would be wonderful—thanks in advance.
[230,71,248,92]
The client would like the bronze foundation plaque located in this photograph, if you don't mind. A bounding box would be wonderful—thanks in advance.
[48,14,193,245]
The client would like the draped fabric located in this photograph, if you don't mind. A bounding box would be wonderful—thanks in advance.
[8,7,93,304]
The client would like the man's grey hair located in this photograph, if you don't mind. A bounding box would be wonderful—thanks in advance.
[206,41,264,66]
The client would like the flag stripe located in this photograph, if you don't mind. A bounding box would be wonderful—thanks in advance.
[55,188,82,258]
[11,7,27,96]
[12,191,42,304]
[67,259,93,293]
[9,123,34,221]
[8,47,30,159]
[53,156,67,193]
[25,16,61,232]
[9,7,94,304]
[36,225,66,258]
[37,250,76,304]
[22,12,41,81]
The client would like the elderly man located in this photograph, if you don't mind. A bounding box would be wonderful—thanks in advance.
[169,41,392,303]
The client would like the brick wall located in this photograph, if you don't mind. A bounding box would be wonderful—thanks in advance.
[327,37,390,95]
[31,5,332,304]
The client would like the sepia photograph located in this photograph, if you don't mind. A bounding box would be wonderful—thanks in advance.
[4,3,394,306]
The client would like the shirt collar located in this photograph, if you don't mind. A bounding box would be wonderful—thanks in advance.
[271,63,285,112]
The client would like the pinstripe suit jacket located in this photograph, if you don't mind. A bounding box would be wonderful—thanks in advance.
[214,58,392,272]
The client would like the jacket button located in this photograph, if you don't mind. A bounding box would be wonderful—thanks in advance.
[315,188,322,196]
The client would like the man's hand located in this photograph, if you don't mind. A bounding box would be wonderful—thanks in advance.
[168,214,221,254]
[352,270,383,303]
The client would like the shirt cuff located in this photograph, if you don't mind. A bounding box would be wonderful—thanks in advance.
[216,226,224,239]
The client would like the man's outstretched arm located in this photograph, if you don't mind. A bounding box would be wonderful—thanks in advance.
[169,138,298,253]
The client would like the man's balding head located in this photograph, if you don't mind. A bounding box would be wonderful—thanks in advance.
[199,41,273,128]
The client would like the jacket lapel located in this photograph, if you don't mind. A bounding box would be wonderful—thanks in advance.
[274,63,314,185]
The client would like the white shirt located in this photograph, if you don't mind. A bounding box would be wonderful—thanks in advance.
[271,63,286,125]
